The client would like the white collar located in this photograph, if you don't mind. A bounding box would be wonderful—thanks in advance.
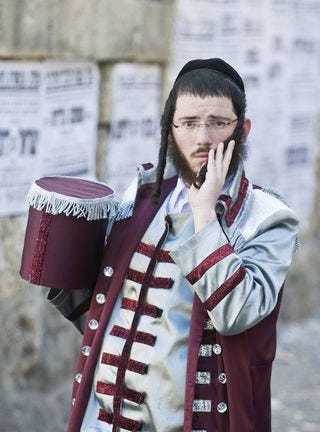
[167,176,190,214]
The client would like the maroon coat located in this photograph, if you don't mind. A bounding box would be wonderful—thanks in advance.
[66,175,281,432]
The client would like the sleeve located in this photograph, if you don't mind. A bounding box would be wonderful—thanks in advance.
[47,287,92,333]
[170,207,299,336]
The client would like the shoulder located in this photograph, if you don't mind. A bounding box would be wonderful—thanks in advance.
[238,187,299,241]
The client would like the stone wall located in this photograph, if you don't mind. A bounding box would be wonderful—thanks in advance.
[0,1,319,431]
[0,1,175,430]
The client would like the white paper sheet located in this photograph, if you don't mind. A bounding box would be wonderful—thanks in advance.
[41,62,99,177]
[0,61,99,216]
[0,63,42,216]
[106,63,161,196]
[170,0,320,228]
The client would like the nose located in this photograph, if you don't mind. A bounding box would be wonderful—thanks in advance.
[195,124,213,147]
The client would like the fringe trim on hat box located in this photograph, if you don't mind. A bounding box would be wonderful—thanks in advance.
[27,182,120,221]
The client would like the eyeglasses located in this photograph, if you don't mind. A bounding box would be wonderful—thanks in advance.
[172,118,238,132]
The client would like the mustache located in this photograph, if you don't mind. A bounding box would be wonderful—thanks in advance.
[191,147,210,157]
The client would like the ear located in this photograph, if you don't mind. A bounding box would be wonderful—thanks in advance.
[242,118,251,141]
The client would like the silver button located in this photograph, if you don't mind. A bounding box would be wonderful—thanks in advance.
[103,266,113,277]
[217,402,228,413]
[75,373,82,383]
[218,373,227,384]
[213,343,222,355]
[72,398,75,406]
[96,293,106,304]
[81,345,91,357]
[88,319,99,330]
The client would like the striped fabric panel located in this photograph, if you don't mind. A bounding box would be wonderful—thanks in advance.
[101,352,148,375]
[96,381,145,405]
[186,244,234,285]
[136,242,174,263]
[127,268,173,289]
[110,324,156,346]
[121,297,162,318]
[98,409,142,431]
[204,266,246,310]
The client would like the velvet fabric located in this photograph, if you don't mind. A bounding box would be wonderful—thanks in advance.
[20,177,114,291]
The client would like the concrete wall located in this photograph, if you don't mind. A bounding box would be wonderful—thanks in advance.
[0,1,319,431]
[0,1,175,430]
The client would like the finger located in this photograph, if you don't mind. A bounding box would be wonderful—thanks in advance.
[206,148,215,173]
[222,139,235,178]
[215,142,225,176]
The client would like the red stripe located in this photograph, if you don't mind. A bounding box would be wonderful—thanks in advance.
[98,409,113,424]
[98,409,142,431]
[222,174,249,227]
[111,226,169,430]
[204,267,246,310]
[121,297,137,312]
[142,162,153,170]
[96,381,145,405]
[30,212,53,284]
[96,381,114,396]
[110,325,156,346]
[186,244,234,285]
[127,268,173,289]
[136,242,174,263]
[121,297,162,318]
[101,353,148,375]
[134,330,156,346]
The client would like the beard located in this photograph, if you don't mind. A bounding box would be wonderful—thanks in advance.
[167,121,248,187]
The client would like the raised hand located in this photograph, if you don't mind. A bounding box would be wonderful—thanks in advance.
[189,139,235,232]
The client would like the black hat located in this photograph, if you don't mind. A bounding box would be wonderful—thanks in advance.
[174,58,245,93]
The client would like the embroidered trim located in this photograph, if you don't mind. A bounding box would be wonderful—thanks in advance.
[98,409,142,431]
[110,325,157,346]
[127,268,173,289]
[101,353,148,375]
[96,381,145,405]
[204,266,246,310]
[30,212,53,284]
[186,244,234,285]
[111,224,169,431]
[121,297,162,318]
[220,173,249,227]
[136,242,174,263]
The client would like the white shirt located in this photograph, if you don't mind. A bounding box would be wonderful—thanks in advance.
[166,176,190,214]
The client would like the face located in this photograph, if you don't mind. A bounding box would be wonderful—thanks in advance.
[171,94,240,178]
[169,94,251,184]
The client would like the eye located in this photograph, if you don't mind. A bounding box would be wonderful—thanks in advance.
[182,121,196,129]
[213,121,227,128]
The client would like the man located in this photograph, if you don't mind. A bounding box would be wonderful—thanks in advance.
[49,58,299,432]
